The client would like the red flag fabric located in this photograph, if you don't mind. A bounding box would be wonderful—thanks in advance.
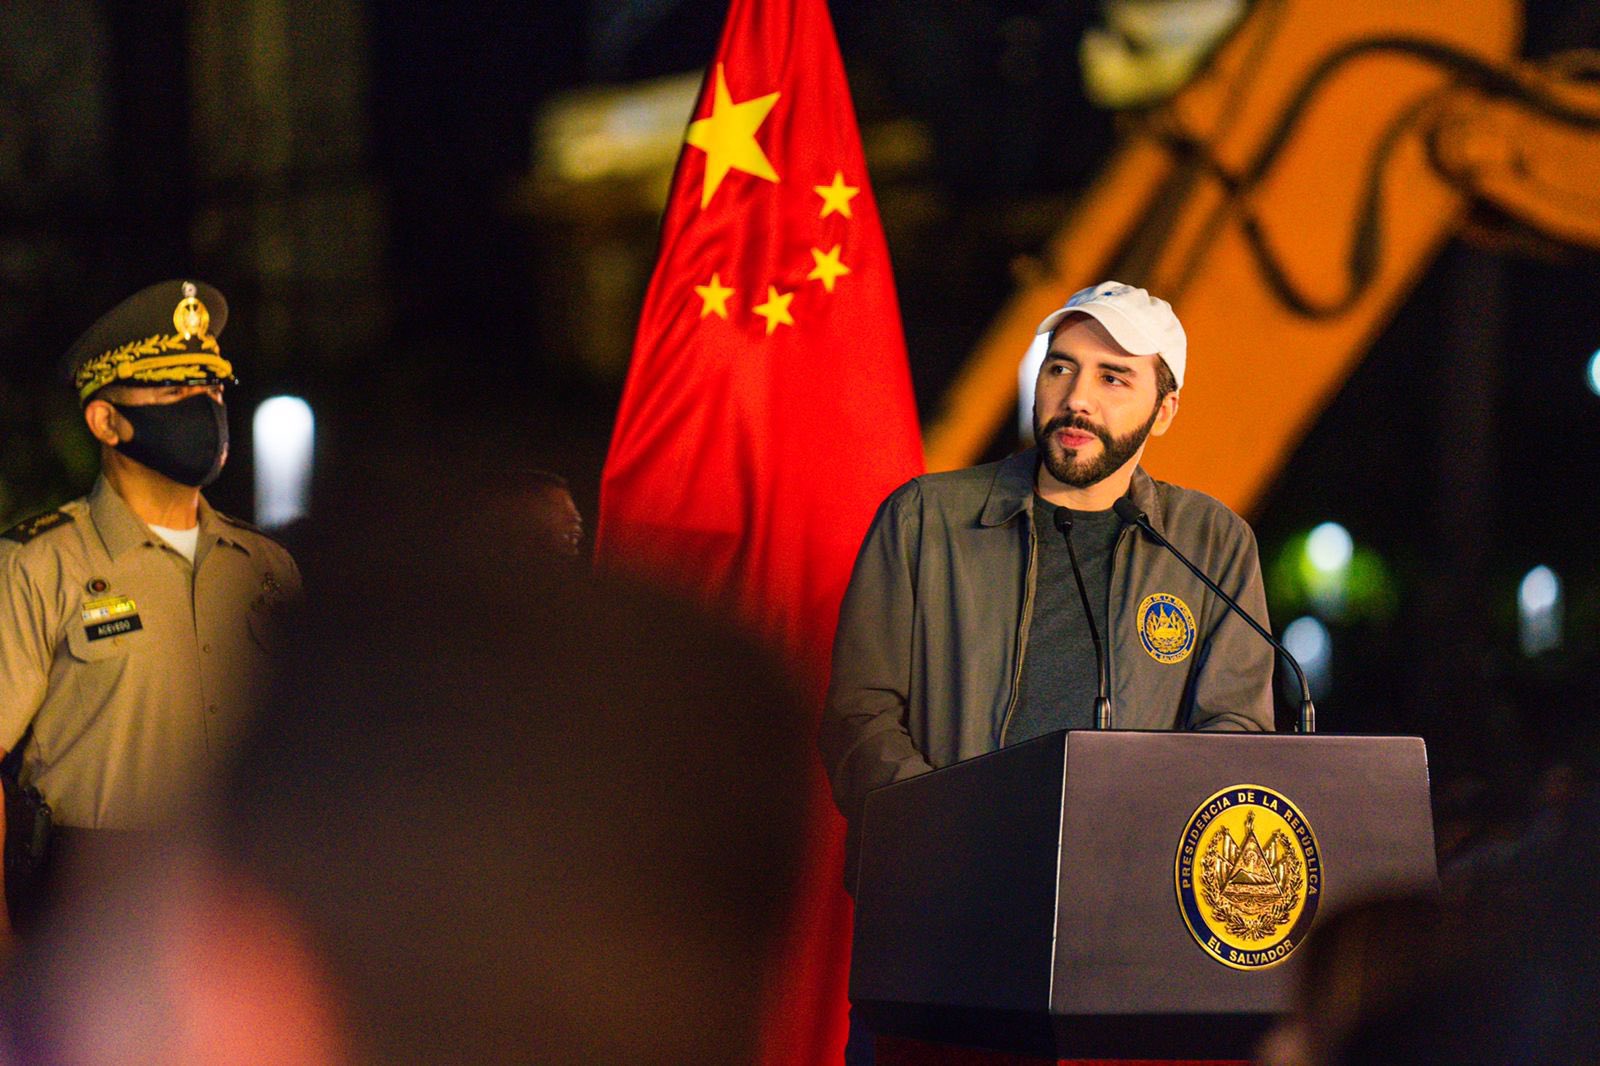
[595,0,924,1062]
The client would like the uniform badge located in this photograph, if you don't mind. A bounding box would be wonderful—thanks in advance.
[1175,785,1322,970]
[252,570,287,614]
[82,595,142,641]
[1137,592,1196,664]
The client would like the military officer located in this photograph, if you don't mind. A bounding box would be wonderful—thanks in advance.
[0,279,300,930]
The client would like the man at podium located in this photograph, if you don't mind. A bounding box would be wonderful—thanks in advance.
[822,281,1274,884]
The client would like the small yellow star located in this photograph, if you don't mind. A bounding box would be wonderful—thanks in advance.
[694,273,735,318]
[813,171,860,219]
[807,245,851,292]
[685,64,781,210]
[752,286,795,335]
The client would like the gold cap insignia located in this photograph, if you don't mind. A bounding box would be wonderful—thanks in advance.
[69,279,235,402]
[174,283,211,340]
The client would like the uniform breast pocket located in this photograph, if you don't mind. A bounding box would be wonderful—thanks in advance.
[246,609,284,654]
[64,618,143,663]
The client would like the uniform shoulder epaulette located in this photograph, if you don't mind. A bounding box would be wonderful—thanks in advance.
[2,510,75,544]
[216,512,290,553]
[215,511,262,534]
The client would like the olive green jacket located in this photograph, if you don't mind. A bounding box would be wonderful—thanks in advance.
[821,449,1274,874]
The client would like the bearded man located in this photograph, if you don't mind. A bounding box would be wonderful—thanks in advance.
[0,279,300,931]
[822,281,1274,892]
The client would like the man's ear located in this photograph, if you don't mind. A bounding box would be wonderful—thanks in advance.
[1148,391,1180,438]
[83,398,126,447]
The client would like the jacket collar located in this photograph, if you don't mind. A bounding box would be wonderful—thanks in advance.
[979,448,1040,527]
[979,448,1170,534]
[1127,466,1169,536]
[88,476,245,560]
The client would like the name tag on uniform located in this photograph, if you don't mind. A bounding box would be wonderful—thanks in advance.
[82,595,142,641]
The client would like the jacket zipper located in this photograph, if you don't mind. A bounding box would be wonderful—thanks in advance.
[997,509,1038,745]
[1103,522,1134,730]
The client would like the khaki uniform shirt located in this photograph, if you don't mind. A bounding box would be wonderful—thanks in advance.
[0,478,300,828]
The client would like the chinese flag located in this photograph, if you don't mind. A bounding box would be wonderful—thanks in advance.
[595,0,923,1061]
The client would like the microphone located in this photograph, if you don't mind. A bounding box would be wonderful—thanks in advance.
[1052,508,1113,730]
[1111,498,1316,734]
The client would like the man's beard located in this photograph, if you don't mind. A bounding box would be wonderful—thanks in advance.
[1034,402,1162,489]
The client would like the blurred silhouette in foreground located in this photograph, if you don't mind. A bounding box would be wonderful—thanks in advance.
[2,438,811,1064]
[1260,774,1600,1066]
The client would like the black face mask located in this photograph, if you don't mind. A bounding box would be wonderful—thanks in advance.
[111,393,230,487]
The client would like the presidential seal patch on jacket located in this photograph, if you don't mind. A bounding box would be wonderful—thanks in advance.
[1138,592,1196,664]
[1175,785,1321,969]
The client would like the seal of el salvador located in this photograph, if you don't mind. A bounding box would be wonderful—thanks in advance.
[1175,784,1321,970]
[1138,592,1196,664]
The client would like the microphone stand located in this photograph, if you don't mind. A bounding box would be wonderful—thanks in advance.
[1111,499,1316,734]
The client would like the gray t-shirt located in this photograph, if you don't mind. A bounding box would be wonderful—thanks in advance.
[1006,497,1123,745]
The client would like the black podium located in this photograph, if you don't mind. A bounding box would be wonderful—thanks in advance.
[850,731,1437,1060]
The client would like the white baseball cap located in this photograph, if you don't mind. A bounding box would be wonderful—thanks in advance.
[1033,280,1187,389]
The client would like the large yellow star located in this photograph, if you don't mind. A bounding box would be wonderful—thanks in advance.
[685,64,780,209]
[813,171,860,219]
[694,273,735,319]
[752,286,795,335]
[807,245,851,292]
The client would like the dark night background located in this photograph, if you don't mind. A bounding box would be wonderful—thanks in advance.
[2,0,1597,857]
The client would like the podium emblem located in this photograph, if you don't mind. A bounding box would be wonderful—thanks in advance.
[1137,593,1195,664]
[1175,785,1321,969]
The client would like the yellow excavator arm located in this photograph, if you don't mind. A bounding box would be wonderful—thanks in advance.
[926,0,1600,516]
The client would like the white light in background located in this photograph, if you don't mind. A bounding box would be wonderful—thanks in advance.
[253,396,315,530]
[1588,349,1600,397]
[1518,565,1562,657]
[1305,521,1353,574]
[1282,615,1332,700]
